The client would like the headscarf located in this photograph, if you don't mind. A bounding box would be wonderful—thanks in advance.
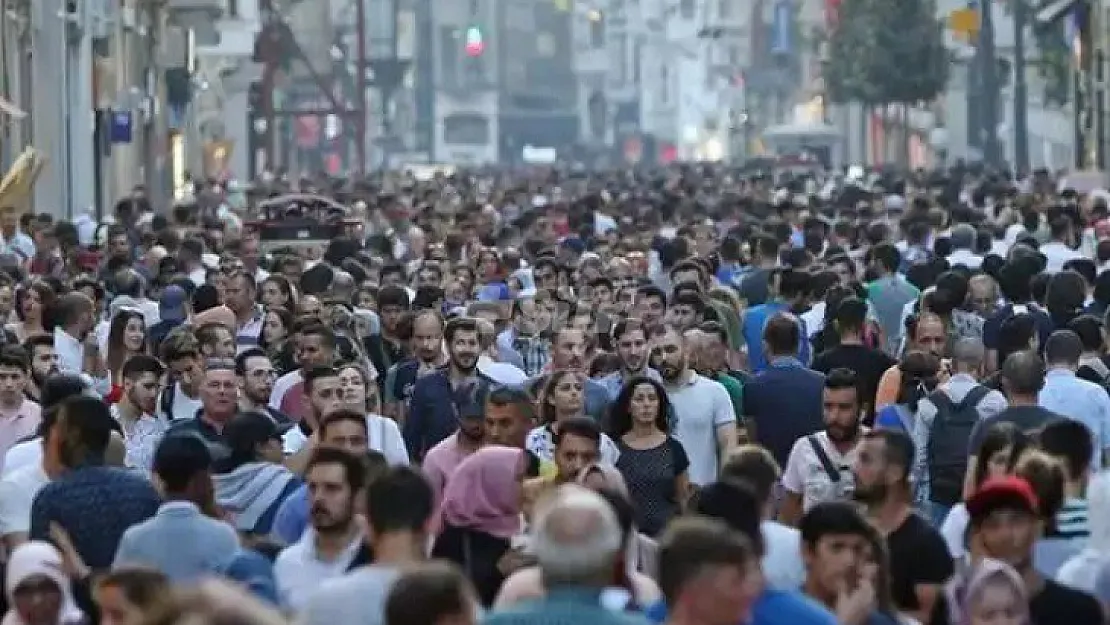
[440,445,524,539]
[3,542,84,625]
[944,558,1030,625]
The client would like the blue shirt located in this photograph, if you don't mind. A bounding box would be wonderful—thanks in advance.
[742,302,810,372]
[644,589,836,625]
[1039,368,1110,470]
[485,587,650,625]
[271,483,309,544]
[30,465,161,569]
[742,358,825,468]
[403,369,494,462]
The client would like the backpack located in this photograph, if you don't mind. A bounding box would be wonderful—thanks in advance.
[926,385,991,506]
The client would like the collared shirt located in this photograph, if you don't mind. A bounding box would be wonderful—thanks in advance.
[402,368,494,462]
[30,464,161,568]
[110,405,169,472]
[165,412,226,445]
[236,305,265,353]
[0,461,49,537]
[1040,368,1110,470]
[0,230,35,261]
[0,399,40,458]
[274,528,364,611]
[598,367,662,401]
[497,329,550,377]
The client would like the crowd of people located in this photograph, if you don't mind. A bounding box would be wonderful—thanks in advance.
[0,164,1106,625]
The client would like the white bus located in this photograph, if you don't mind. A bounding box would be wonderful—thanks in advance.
[761,122,844,170]
[434,92,499,166]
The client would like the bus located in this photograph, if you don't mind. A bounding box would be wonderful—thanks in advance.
[760,122,844,170]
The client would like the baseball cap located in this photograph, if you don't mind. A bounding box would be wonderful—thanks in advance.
[966,476,1039,522]
[159,285,189,323]
[223,411,293,456]
[153,432,216,480]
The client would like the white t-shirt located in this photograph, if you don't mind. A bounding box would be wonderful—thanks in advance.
[283,414,410,466]
[666,373,736,486]
[159,381,203,422]
[782,430,860,511]
[0,462,49,536]
[2,439,42,477]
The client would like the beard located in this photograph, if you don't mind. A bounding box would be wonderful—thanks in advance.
[852,480,887,505]
[827,421,861,444]
[451,353,478,373]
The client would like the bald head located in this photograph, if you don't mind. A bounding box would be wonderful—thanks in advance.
[532,485,623,588]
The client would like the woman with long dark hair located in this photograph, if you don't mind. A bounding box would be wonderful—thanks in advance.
[7,281,55,343]
[104,311,149,404]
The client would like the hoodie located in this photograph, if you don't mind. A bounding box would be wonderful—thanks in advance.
[214,462,300,535]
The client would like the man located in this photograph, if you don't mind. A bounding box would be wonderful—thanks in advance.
[497,297,552,376]
[970,350,1061,452]
[112,433,239,581]
[1041,215,1085,273]
[864,243,919,356]
[852,429,952,622]
[165,359,240,444]
[2,374,88,477]
[1035,419,1094,575]
[1038,330,1110,469]
[780,369,864,526]
[653,324,735,486]
[522,417,606,516]
[275,447,366,610]
[30,395,160,569]
[365,286,410,391]
[533,327,610,421]
[484,385,535,450]
[404,317,493,461]
[810,298,896,419]
[236,348,291,425]
[223,271,264,352]
[270,323,337,423]
[737,234,779,307]
[742,269,812,372]
[158,329,204,422]
[799,502,899,625]
[928,476,1103,624]
[383,311,445,421]
[0,346,40,458]
[22,334,58,403]
[301,467,435,625]
[874,312,948,411]
[484,485,641,625]
[656,517,761,625]
[599,318,660,400]
[721,445,804,590]
[112,355,168,471]
[212,411,298,537]
[911,338,1007,525]
[634,285,668,334]
[52,292,105,393]
[697,321,747,416]
[744,314,824,470]
[686,326,744,425]
[0,393,66,549]
[282,366,345,460]
[665,290,707,331]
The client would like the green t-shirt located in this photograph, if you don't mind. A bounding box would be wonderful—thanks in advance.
[713,372,745,425]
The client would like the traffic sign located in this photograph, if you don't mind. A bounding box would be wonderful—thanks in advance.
[948,8,979,41]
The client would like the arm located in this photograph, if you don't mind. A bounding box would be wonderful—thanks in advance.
[712,385,737,466]
[778,440,806,527]
[381,364,401,421]
[911,400,935,505]
[873,366,900,411]
[402,382,428,462]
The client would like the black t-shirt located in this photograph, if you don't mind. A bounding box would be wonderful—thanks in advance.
[810,344,897,416]
[929,578,1102,625]
[968,405,1062,453]
[886,512,954,612]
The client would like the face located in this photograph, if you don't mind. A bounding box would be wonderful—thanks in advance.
[454,268,474,293]
[300,295,323,318]
[298,334,334,368]
[169,356,201,392]
[448,329,480,373]
[686,562,762,625]
[702,332,729,371]
[95,583,144,625]
[831,261,854,286]
[485,402,530,448]
[970,282,997,317]
[554,433,599,480]
[224,275,255,314]
[967,578,1027,625]
[307,462,356,532]
[616,328,649,372]
[417,268,441,289]
[200,369,238,417]
[974,509,1039,568]
[260,281,285,308]
[629,382,661,426]
[851,437,894,504]
[21,288,41,319]
[0,286,14,316]
[338,366,370,412]
[239,355,276,404]
[123,317,146,353]
[533,265,559,291]
[635,294,666,328]
[548,373,585,419]
[553,329,588,371]
[666,303,699,330]
[13,575,63,625]
[263,312,287,344]
[413,316,444,364]
[29,344,58,383]
[125,372,161,414]
[309,375,344,422]
[109,234,130,258]
[321,418,369,455]
[592,283,613,304]
[823,386,861,443]
[804,533,867,601]
[914,317,947,357]
[205,328,236,359]
[240,238,261,269]
[380,303,406,334]
[0,364,26,404]
[652,329,686,382]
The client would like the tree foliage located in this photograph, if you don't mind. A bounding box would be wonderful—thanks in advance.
[824,0,950,105]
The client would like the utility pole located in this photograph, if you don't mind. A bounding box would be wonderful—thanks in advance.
[355,0,368,174]
[1013,0,1030,172]
[976,0,1002,167]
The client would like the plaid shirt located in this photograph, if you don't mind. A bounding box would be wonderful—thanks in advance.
[513,334,551,377]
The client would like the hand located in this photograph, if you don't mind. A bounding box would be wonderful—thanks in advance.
[835,578,876,625]
[49,522,90,581]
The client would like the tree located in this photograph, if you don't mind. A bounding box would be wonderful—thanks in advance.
[867,0,950,106]
[821,0,882,105]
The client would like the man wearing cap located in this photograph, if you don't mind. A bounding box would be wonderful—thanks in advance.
[212,411,299,537]
[113,433,239,581]
[150,285,190,348]
[929,476,1103,624]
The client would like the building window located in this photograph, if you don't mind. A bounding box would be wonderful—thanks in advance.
[632,38,642,85]
[679,0,695,19]
[660,64,669,104]
[443,114,490,145]
[589,11,605,48]
[718,0,730,19]
[438,26,459,87]
[228,0,239,17]
[612,33,628,85]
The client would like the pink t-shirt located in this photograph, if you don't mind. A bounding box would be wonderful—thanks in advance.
[422,434,476,533]
[0,399,41,459]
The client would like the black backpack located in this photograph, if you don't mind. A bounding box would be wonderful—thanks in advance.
[926,385,991,506]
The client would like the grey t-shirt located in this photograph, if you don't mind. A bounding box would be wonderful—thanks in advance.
[300,566,400,625]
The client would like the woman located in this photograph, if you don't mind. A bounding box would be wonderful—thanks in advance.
[104,310,149,404]
[8,281,55,343]
[432,446,530,607]
[526,370,620,465]
[259,275,297,311]
[944,559,1030,625]
[258,307,292,358]
[336,363,409,465]
[609,377,690,536]
[874,350,940,431]
[93,567,169,625]
[942,423,1029,560]
[4,541,85,625]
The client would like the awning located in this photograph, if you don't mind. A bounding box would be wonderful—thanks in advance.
[0,96,25,119]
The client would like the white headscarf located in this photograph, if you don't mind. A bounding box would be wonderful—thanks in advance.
[3,541,84,625]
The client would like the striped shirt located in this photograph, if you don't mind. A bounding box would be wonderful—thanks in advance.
[236,306,265,353]
[1057,497,1089,539]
